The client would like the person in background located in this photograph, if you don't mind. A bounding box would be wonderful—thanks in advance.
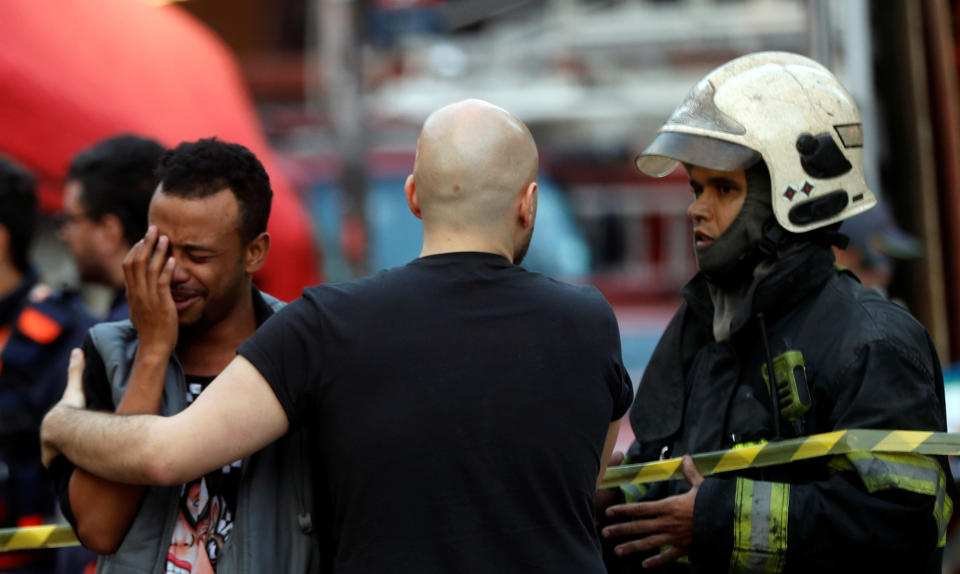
[599,52,951,573]
[0,156,94,573]
[58,135,166,321]
[832,201,921,295]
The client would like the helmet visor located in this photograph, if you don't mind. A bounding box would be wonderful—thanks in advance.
[635,131,761,177]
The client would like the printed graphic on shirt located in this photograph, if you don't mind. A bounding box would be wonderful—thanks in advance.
[166,377,242,574]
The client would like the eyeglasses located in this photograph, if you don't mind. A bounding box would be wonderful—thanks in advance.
[54,212,91,230]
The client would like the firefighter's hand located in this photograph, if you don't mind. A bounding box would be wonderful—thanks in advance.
[595,451,625,526]
[602,455,704,568]
[123,226,177,357]
[41,348,86,467]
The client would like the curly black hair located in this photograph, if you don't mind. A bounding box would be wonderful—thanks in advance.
[0,156,37,274]
[68,134,166,246]
[155,138,272,244]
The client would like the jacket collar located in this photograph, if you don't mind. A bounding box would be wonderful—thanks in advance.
[631,245,836,448]
[252,287,282,326]
[680,244,836,338]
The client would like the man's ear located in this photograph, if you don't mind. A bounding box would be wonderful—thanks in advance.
[98,214,126,253]
[518,181,538,229]
[244,232,271,274]
[404,174,422,220]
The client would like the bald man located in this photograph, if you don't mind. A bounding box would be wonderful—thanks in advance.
[41,100,633,574]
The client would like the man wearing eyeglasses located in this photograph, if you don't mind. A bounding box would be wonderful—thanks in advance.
[57,135,166,321]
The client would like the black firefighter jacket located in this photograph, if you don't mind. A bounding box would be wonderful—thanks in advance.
[605,245,952,574]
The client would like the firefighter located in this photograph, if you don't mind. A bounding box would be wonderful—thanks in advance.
[599,52,951,573]
[0,156,94,572]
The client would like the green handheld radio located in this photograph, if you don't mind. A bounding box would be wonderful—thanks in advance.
[761,350,812,422]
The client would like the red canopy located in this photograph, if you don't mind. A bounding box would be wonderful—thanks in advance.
[0,0,319,301]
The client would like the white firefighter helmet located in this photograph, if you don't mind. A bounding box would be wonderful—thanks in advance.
[636,52,876,234]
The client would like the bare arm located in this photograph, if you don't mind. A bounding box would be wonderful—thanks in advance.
[68,348,169,553]
[598,419,622,489]
[66,228,179,553]
[44,354,289,486]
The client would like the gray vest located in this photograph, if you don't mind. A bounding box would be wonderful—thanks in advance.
[88,292,320,574]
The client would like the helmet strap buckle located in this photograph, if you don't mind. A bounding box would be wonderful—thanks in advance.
[757,219,786,258]
[824,230,850,250]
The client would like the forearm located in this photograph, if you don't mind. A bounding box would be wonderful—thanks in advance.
[41,405,173,485]
[44,356,290,491]
[65,349,170,551]
[598,419,622,489]
[68,470,144,554]
[116,347,169,414]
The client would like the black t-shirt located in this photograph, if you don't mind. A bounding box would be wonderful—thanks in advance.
[239,252,633,574]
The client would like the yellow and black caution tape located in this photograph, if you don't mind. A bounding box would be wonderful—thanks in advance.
[4,429,960,552]
[601,429,960,489]
[0,524,79,552]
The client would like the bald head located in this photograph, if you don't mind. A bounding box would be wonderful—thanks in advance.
[411,99,539,233]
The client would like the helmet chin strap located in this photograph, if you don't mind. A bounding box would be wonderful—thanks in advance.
[698,216,786,290]
[824,227,850,250]
[756,218,787,258]
[699,216,849,290]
